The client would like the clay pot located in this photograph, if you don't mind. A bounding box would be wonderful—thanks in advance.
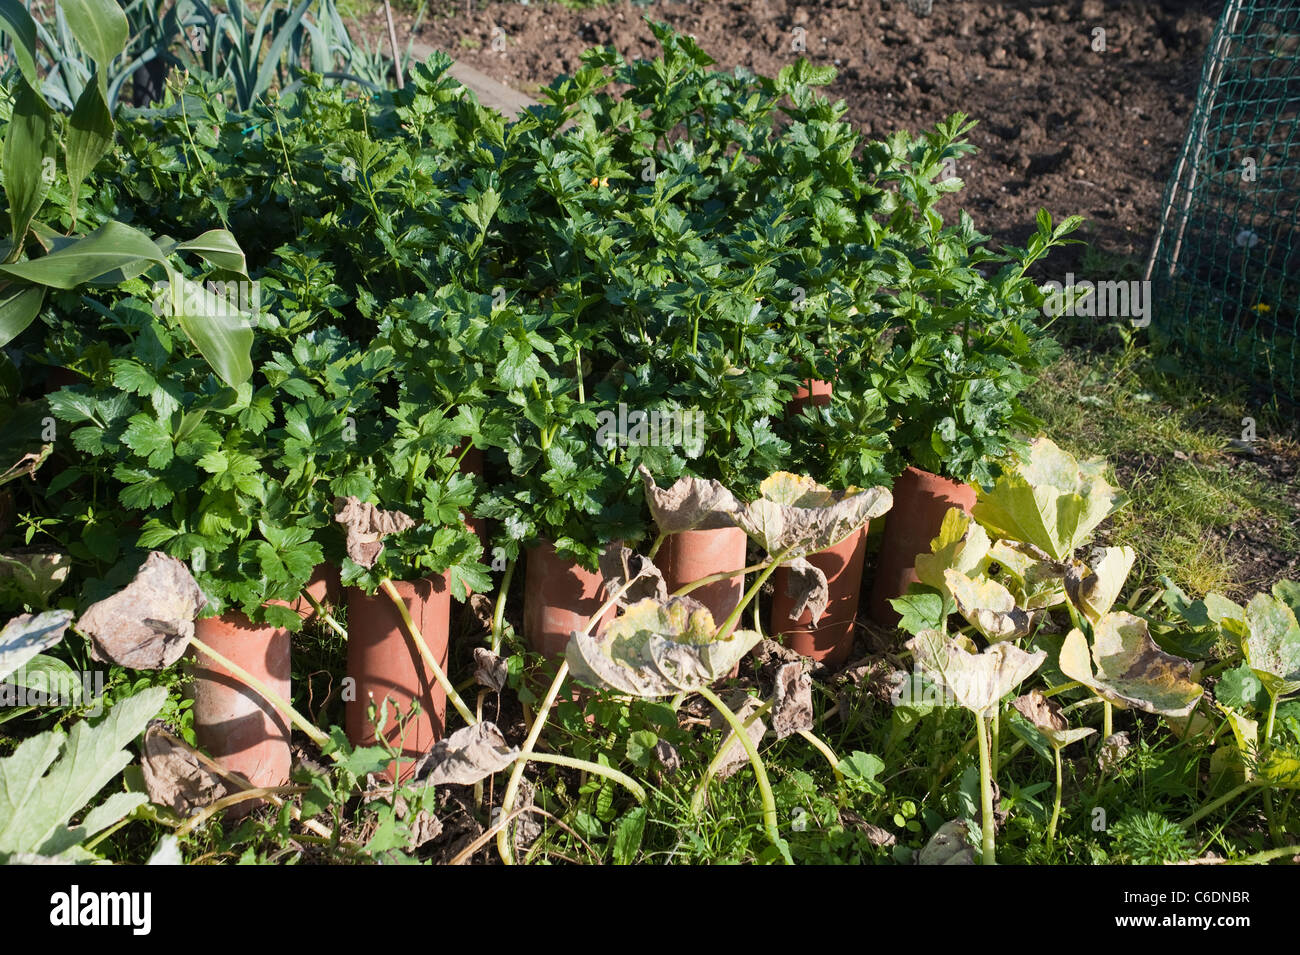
[868,466,977,627]
[787,379,833,416]
[346,574,450,781]
[523,540,610,659]
[659,526,748,637]
[770,525,868,666]
[188,612,292,813]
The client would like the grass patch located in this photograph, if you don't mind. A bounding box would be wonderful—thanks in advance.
[1025,337,1299,599]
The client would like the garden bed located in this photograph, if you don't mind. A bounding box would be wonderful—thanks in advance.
[2,1,1299,874]
[397,0,1222,267]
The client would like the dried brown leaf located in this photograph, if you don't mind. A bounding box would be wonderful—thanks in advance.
[783,557,829,624]
[598,542,667,607]
[1012,689,1068,733]
[407,810,443,850]
[839,809,897,847]
[0,446,51,487]
[78,552,205,669]
[638,465,740,534]
[752,638,805,671]
[771,661,813,739]
[654,739,681,775]
[333,496,416,569]
[472,647,508,693]
[414,721,520,786]
[1097,731,1132,774]
[140,722,229,815]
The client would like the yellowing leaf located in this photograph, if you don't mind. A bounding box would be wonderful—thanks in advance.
[986,539,1066,610]
[1213,703,1258,784]
[735,472,891,559]
[1065,546,1135,623]
[943,568,1031,642]
[1059,612,1203,718]
[914,508,990,599]
[566,596,761,698]
[1257,751,1300,789]
[972,437,1125,561]
[906,629,1045,717]
[1242,593,1300,698]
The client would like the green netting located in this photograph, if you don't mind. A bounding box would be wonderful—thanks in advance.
[1146,0,1300,404]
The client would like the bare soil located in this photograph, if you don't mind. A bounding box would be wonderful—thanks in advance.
[386,0,1226,269]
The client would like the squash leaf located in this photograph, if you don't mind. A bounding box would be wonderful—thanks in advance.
[1059,612,1203,717]
[1242,593,1300,698]
[735,471,891,559]
[972,437,1124,561]
[567,596,760,697]
[0,687,166,860]
[906,629,1045,717]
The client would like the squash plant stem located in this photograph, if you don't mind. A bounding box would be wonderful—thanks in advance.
[990,709,1001,776]
[671,561,770,598]
[692,699,773,816]
[717,545,794,638]
[497,575,642,864]
[190,636,330,749]
[696,683,783,857]
[798,729,844,789]
[645,531,668,562]
[380,579,476,726]
[1262,692,1283,844]
[1047,744,1064,846]
[976,712,996,865]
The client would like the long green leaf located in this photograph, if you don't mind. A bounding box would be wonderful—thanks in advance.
[65,77,115,223]
[0,220,166,289]
[0,0,40,90]
[2,79,56,251]
[167,272,255,387]
[58,0,129,79]
[251,0,315,105]
[0,284,47,346]
[176,229,248,276]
